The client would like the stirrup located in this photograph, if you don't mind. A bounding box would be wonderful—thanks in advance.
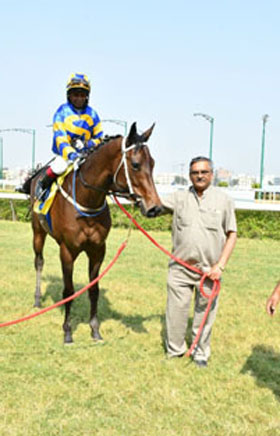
[35,180,46,200]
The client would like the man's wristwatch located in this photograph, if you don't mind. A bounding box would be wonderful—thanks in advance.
[218,264,225,272]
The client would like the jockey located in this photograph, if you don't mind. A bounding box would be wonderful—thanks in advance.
[35,72,103,199]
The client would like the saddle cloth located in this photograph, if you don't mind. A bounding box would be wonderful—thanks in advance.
[33,165,73,216]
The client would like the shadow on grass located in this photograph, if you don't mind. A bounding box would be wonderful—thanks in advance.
[241,344,280,400]
[42,274,162,337]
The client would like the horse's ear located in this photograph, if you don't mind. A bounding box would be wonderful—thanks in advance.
[126,122,138,147]
[140,123,155,143]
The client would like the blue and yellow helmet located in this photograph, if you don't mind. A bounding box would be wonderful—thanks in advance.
[66,73,91,94]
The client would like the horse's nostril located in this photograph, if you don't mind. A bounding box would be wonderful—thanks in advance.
[146,205,162,218]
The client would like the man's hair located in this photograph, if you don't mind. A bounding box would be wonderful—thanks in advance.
[189,156,214,172]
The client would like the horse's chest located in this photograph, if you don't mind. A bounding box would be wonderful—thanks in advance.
[79,221,110,246]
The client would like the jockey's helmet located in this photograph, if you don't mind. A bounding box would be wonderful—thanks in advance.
[66,73,91,95]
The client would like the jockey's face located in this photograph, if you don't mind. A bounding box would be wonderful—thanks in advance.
[68,89,88,109]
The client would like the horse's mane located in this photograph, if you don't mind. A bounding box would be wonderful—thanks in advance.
[100,134,122,146]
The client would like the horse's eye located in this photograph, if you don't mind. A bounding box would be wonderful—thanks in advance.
[131,161,140,171]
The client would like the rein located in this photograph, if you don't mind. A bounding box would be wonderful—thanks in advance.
[62,137,140,217]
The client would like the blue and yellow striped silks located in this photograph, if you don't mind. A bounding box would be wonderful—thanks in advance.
[52,102,103,160]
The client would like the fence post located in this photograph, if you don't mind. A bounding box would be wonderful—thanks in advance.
[9,200,17,221]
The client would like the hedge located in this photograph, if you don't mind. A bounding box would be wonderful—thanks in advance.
[1,198,280,239]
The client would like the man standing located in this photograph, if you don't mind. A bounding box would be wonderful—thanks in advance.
[162,156,237,367]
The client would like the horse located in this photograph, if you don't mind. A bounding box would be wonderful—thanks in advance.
[30,122,162,344]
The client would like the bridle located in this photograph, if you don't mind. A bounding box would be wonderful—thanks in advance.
[60,136,142,216]
[112,136,140,200]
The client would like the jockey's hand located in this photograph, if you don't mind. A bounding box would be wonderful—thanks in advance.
[74,139,84,151]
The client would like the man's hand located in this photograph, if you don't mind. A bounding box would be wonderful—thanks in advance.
[207,264,223,281]
[266,284,280,316]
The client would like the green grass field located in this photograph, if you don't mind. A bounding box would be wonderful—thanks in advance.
[1,221,280,435]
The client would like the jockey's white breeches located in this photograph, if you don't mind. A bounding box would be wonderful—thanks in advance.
[50,156,69,175]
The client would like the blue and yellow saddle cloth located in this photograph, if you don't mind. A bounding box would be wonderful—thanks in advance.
[33,165,74,232]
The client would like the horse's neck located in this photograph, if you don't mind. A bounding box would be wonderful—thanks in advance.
[78,138,122,201]
[87,138,122,182]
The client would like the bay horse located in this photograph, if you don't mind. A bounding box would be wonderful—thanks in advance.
[31,122,162,343]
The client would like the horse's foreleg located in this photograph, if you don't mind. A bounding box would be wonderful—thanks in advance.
[33,227,47,308]
[88,245,106,342]
[60,243,76,344]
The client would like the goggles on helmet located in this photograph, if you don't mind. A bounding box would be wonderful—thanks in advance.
[66,73,91,94]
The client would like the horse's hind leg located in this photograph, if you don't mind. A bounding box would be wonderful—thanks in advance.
[60,243,76,344]
[33,222,47,308]
[88,245,106,342]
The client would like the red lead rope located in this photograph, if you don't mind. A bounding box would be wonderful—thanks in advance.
[113,196,221,357]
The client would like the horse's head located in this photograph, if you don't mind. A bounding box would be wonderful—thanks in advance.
[113,122,163,217]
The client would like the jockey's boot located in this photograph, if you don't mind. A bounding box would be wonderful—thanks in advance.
[16,179,31,195]
[35,170,56,200]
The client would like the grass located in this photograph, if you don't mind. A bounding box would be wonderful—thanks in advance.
[1,221,280,435]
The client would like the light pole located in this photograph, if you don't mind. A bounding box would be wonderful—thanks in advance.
[193,113,214,160]
[0,137,3,179]
[102,119,127,136]
[0,128,36,171]
[259,114,269,190]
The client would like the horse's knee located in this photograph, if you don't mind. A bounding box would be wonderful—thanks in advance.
[35,254,44,270]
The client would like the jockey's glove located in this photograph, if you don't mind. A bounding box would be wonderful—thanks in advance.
[74,139,85,150]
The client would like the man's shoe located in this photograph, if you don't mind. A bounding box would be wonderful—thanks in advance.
[194,360,208,368]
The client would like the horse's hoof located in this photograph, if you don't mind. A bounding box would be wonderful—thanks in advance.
[33,302,41,308]
[64,335,74,345]
[92,332,104,343]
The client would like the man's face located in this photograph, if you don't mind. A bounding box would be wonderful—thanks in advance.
[189,160,213,193]
[68,89,88,109]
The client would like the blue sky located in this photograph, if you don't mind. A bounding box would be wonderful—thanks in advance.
[1,0,280,178]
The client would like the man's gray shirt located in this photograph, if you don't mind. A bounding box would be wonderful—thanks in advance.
[161,185,237,274]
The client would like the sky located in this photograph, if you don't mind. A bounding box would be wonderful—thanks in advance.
[1,0,280,178]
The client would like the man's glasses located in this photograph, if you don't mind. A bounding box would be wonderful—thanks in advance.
[190,170,211,176]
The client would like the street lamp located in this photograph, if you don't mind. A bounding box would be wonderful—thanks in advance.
[259,114,269,191]
[102,119,127,136]
[0,128,36,171]
[193,113,214,160]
